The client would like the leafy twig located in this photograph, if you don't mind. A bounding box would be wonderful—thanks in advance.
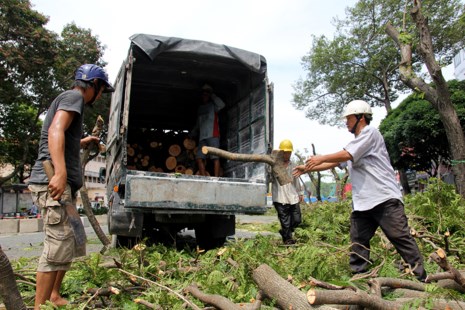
[118,269,201,310]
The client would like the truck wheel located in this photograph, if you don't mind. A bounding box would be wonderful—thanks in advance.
[144,226,177,247]
[111,235,138,249]
[195,227,226,250]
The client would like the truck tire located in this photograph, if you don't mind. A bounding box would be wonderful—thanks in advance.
[195,227,226,250]
[194,215,234,250]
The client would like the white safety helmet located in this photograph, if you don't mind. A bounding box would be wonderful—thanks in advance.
[342,100,373,118]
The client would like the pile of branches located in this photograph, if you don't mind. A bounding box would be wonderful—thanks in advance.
[33,247,463,310]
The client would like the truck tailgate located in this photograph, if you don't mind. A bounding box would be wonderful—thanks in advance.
[125,172,267,214]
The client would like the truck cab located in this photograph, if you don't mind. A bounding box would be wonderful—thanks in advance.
[105,34,274,248]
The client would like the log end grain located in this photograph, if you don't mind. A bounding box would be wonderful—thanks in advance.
[166,156,177,170]
[183,138,196,150]
[169,144,182,157]
[307,289,317,304]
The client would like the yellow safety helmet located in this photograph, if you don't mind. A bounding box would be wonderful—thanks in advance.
[279,139,293,152]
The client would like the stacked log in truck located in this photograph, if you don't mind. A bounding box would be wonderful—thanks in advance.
[126,130,198,174]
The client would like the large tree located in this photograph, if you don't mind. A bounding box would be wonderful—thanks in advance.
[293,0,464,194]
[385,0,465,196]
[293,0,463,125]
[380,80,465,173]
[0,0,109,186]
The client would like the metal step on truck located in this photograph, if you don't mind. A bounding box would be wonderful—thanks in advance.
[104,34,274,249]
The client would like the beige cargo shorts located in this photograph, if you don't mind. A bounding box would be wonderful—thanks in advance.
[29,184,79,272]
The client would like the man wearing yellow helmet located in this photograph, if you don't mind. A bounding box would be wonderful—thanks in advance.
[271,139,304,245]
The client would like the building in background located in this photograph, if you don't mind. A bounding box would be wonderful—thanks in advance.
[0,155,107,216]
[77,154,107,210]
[454,49,465,81]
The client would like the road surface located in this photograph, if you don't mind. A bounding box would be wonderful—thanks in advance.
[0,215,278,260]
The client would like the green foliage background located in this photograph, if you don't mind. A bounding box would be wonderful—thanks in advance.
[0,0,111,185]
[380,80,465,172]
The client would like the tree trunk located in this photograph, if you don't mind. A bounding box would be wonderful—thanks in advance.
[385,1,465,197]
[398,168,411,195]
[252,264,337,310]
[80,115,111,249]
[312,144,322,201]
[0,246,27,310]
[330,167,349,200]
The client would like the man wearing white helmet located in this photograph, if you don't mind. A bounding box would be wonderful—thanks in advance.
[293,100,427,281]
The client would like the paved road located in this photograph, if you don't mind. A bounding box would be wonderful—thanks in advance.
[0,215,278,260]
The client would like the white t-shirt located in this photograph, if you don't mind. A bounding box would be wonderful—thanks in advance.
[340,125,402,211]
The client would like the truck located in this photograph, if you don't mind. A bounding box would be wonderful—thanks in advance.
[104,34,274,249]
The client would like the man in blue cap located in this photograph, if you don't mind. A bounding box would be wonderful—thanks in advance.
[29,64,114,309]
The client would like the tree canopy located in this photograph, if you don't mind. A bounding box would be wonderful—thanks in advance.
[292,0,464,126]
[380,79,465,173]
[0,0,111,185]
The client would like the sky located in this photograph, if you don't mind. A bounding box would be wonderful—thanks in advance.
[29,0,453,158]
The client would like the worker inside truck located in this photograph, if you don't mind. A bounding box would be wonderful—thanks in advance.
[190,84,226,177]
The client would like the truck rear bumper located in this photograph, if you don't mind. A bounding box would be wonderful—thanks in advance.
[125,172,267,214]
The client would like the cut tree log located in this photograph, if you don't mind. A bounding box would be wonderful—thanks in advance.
[166,156,177,170]
[202,147,292,185]
[183,137,196,150]
[141,155,150,168]
[430,248,465,290]
[252,263,337,310]
[308,284,465,310]
[175,165,186,174]
[169,144,182,157]
[307,288,402,309]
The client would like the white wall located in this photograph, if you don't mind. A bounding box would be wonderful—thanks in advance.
[454,49,465,81]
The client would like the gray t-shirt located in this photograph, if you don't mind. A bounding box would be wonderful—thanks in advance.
[340,125,402,211]
[29,90,85,192]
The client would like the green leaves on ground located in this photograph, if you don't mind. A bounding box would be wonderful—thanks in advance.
[10,182,465,308]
